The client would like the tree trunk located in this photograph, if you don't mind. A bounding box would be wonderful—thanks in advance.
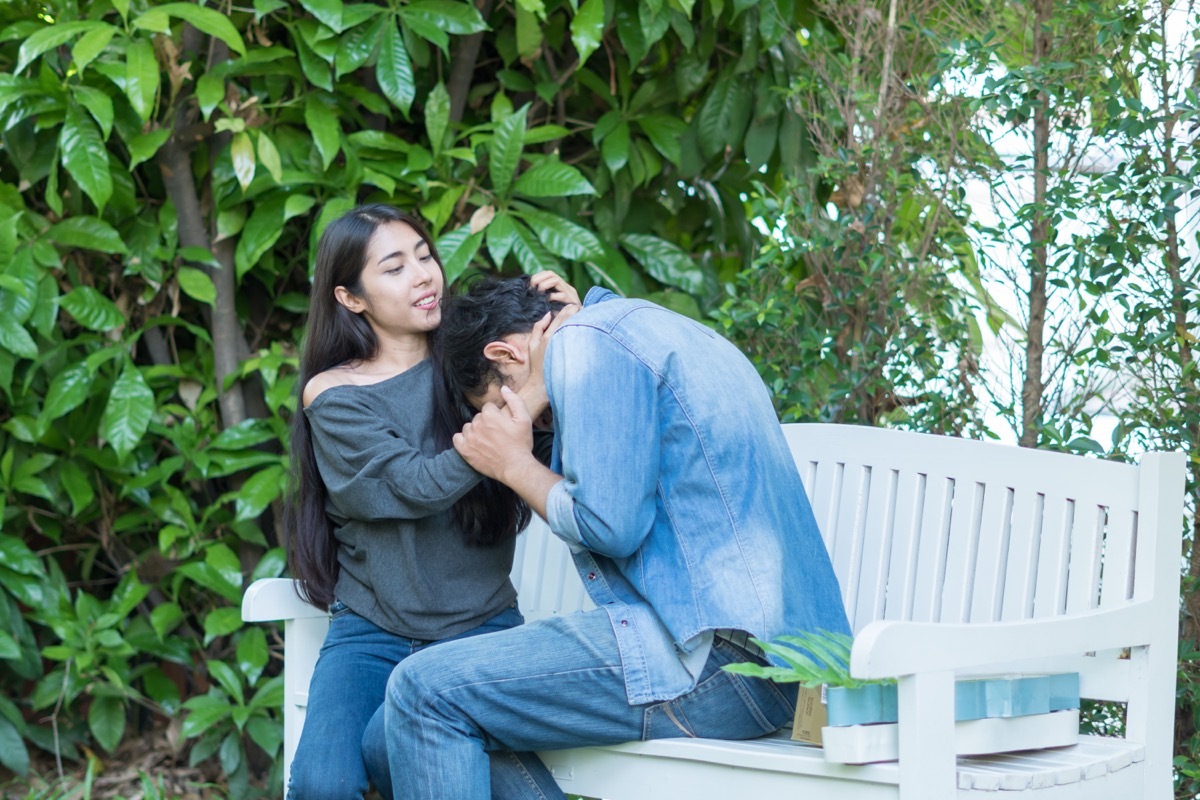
[1019,0,1051,448]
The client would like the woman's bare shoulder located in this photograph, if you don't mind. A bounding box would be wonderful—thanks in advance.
[302,367,357,407]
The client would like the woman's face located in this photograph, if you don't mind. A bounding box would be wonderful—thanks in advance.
[339,221,444,338]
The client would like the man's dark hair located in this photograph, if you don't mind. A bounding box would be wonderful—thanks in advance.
[431,275,567,544]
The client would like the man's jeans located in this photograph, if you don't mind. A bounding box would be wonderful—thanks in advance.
[386,608,795,800]
[287,601,524,800]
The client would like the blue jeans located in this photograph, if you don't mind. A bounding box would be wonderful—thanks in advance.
[287,601,525,800]
[385,608,795,800]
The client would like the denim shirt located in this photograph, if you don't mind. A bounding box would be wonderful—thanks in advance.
[544,288,850,705]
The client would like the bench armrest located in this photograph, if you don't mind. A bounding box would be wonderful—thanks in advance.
[241,578,326,622]
[850,601,1152,680]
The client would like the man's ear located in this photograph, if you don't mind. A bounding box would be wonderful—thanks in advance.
[482,339,526,365]
[334,285,366,314]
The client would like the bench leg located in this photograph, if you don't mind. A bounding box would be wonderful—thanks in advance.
[897,670,955,800]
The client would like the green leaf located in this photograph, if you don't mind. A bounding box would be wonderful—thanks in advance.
[231,131,256,191]
[403,0,488,34]
[150,602,184,640]
[510,220,560,275]
[207,660,245,705]
[490,104,529,196]
[638,114,688,166]
[0,535,42,576]
[61,103,112,211]
[377,17,415,114]
[203,608,245,646]
[256,131,283,183]
[523,124,570,145]
[136,4,246,55]
[304,95,341,171]
[246,716,282,757]
[237,626,268,685]
[235,199,285,278]
[72,25,116,74]
[235,464,287,522]
[0,717,29,776]
[88,696,125,753]
[125,38,158,122]
[0,631,18,660]
[41,363,94,422]
[513,159,596,197]
[181,695,230,738]
[59,460,95,516]
[60,286,124,331]
[47,216,127,255]
[300,0,343,31]
[177,267,216,306]
[620,233,704,293]
[72,85,113,140]
[425,81,451,157]
[16,21,106,74]
[517,207,603,260]
[101,363,154,458]
[125,127,171,169]
[436,224,483,285]
[0,318,37,360]
[210,419,277,450]
[486,212,519,267]
[516,4,543,61]
[601,120,631,171]
[571,0,606,68]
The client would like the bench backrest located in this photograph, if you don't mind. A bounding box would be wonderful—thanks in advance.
[514,423,1177,709]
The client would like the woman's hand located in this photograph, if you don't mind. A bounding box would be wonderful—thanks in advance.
[529,270,581,307]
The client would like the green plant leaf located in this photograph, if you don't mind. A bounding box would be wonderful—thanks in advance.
[0,535,41,577]
[72,85,113,140]
[135,4,246,55]
[58,460,95,517]
[300,0,343,31]
[234,463,287,522]
[0,318,37,360]
[150,603,184,640]
[176,268,217,307]
[72,25,116,74]
[601,120,631,171]
[206,659,245,705]
[0,717,29,776]
[246,716,282,757]
[203,608,245,647]
[304,95,340,171]
[637,114,687,166]
[489,104,529,197]
[125,38,158,122]
[402,0,488,34]
[256,131,283,183]
[181,695,231,738]
[377,17,415,114]
[486,212,519,267]
[16,21,107,74]
[60,286,125,331]
[571,0,605,68]
[512,158,596,197]
[101,363,154,458]
[230,131,256,191]
[620,233,704,293]
[88,696,125,753]
[47,216,127,255]
[510,220,560,275]
[517,207,603,260]
[125,127,171,169]
[436,224,483,285]
[60,103,112,212]
[41,363,94,422]
[237,626,268,685]
[425,81,451,157]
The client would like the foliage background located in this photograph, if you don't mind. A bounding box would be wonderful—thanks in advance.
[0,0,1195,797]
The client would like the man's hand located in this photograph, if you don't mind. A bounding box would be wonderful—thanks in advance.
[454,386,538,483]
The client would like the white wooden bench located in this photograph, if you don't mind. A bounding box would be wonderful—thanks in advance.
[241,423,1186,799]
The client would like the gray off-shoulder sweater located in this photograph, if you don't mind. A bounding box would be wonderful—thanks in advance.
[304,359,517,640]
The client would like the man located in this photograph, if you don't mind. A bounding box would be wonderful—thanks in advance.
[385,277,850,800]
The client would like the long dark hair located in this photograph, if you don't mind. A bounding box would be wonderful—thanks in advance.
[285,204,443,610]
[432,276,566,544]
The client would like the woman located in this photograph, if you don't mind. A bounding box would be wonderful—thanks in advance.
[283,204,575,799]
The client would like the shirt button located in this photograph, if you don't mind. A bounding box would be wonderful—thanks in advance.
[587,572,597,580]
[620,619,629,627]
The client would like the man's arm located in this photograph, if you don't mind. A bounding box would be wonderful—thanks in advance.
[453,387,561,520]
